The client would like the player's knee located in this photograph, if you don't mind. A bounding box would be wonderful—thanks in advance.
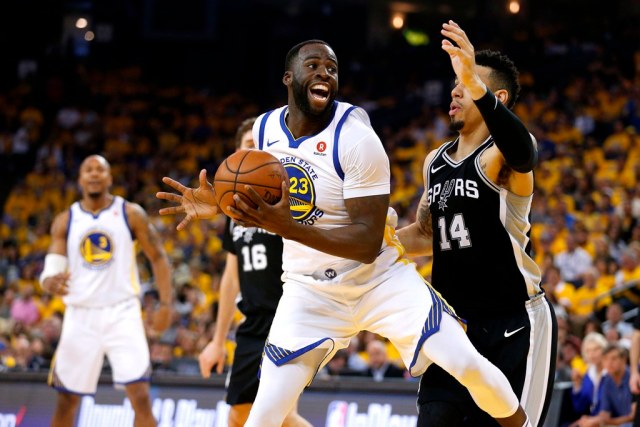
[458,360,483,386]
[449,356,486,387]
[125,383,152,410]
[418,401,463,427]
[282,412,312,427]
[57,392,81,411]
[228,404,251,427]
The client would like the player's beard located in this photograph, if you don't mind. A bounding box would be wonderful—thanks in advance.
[292,78,333,116]
[449,119,464,132]
[87,191,102,199]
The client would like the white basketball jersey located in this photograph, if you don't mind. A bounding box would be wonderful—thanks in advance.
[254,101,403,284]
[65,196,140,307]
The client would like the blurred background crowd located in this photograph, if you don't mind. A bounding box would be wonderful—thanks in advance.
[0,0,640,424]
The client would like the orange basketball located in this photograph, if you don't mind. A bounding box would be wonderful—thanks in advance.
[213,149,287,216]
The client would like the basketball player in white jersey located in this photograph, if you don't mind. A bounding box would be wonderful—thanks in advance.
[396,21,557,426]
[198,118,311,427]
[157,40,532,427]
[40,155,173,427]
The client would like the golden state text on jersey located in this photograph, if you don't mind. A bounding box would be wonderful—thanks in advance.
[281,155,324,225]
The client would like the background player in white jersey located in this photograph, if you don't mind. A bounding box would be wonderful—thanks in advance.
[396,21,557,426]
[40,155,173,427]
[157,39,533,427]
[198,118,311,427]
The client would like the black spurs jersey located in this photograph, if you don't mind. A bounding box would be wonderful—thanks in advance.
[426,137,542,318]
[222,217,284,316]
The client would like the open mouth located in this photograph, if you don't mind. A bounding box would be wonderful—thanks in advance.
[309,83,330,102]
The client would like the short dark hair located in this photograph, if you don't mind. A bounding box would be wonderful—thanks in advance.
[603,343,627,360]
[235,117,256,148]
[475,49,520,109]
[285,39,332,71]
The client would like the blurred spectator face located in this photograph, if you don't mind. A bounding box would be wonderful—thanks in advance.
[13,334,32,369]
[30,337,44,357]
[581,268,598,289]
[366,340,388,370]
[620,251,638,271]
[556,315,569,343]
[561,340,579,364]
[326,349,348,374]
[150,341,173,367]
[583,319,602,335]
[582,336,605,366]
[606,303,624,323]
[602,347,626,376]
[40,316,62,344]
[605,327,621,343]
[575,228,589,246]
[544,267,561,286]
[176,327,198,355]
[564,234,577,251]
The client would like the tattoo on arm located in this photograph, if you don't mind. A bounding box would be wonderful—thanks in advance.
[417,199,433,238]
[480,160,487,174]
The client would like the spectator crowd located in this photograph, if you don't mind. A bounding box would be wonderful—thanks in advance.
[1,13,640,426]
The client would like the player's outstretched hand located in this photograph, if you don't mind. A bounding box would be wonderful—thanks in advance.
[156,169,220,230]
[441,20,485,96]
[198,340,226,378]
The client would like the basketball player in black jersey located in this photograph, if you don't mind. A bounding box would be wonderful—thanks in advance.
[397,21,557,427]
[198,118,311,427]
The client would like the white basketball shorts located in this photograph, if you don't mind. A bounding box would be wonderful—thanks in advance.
[49,297,151,394]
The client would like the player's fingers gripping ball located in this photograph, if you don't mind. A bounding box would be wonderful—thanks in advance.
[213,149,287,217]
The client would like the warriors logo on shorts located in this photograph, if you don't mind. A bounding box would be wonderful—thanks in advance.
[285,163,316,221]
[79,230,114,268]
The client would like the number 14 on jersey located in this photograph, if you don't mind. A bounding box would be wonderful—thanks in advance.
[438,214,472,250]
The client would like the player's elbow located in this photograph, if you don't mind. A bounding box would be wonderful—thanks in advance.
[359,252,378,264]
[510,159,536,173]
[507,134,538,173]
[359,236,385,264]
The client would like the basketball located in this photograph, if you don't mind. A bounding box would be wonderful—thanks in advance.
[213,149,287,216]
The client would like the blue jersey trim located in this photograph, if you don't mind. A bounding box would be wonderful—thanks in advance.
[264,338,333,366]
[121,199,134,241]
[65,208,73,243]
[115,377,152,386]
[332,105,358,181]
[77,197,117,219]
[51,386,95,397]
[408,284,465,376]
[258,110,275,150]
[280,101,339,149]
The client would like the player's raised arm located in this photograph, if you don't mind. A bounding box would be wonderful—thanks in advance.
[156,168,220,230]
